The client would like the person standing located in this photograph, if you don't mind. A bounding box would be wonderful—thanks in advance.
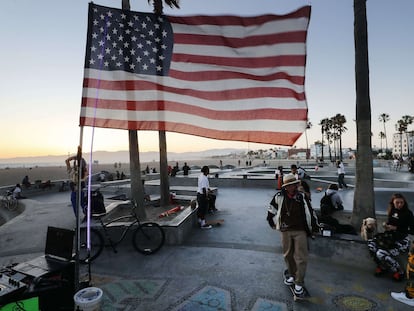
[197,166,212,229]
[368,193,414,281]
[336,160,348,189]
[182,162,191,176]
[267,173,317,298]
[290,164,307,180]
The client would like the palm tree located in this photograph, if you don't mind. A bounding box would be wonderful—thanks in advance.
[319,118,330,161]
[378,113,390,152]
[332,114,347,161]
[148,0,180,206]
[378,131,386,152]
[352,0,375,228]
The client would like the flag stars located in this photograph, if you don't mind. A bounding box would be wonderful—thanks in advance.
[86,5,172,76]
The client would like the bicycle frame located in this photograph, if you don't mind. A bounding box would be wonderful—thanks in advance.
[96,202,142,251]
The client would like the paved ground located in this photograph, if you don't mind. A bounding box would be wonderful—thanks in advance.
[0,183,413,310]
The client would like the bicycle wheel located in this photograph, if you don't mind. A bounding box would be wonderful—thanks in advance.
[79,227,104,263]
[7,198,18,211]
[132,222,165,255]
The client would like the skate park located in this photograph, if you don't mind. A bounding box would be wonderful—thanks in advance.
[1,160,414,310]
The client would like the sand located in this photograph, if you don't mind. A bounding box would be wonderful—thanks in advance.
[0,158,256,188]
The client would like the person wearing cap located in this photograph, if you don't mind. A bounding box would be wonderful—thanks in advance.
[266,173,317,298]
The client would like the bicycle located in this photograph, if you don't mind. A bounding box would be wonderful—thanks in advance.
[78,199,165,263]
[0,190,18,211]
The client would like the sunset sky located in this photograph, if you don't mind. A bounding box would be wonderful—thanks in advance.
[1,0,413,159]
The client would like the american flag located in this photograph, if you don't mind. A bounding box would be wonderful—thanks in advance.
[80,3,310,146]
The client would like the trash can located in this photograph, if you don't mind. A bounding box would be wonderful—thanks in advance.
[73,287,103,311]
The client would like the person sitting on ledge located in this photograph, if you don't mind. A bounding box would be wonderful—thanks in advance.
[368,193,414,281]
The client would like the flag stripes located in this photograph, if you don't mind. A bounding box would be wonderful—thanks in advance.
[81,4,311,146]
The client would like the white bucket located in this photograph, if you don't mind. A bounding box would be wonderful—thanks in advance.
[74,287,103,311]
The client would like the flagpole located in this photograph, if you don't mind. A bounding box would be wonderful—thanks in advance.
[74,126,84,292]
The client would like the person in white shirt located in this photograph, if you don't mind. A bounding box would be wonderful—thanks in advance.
[197,166,212,229]
[336,160,348,189]
[12,184,23,199]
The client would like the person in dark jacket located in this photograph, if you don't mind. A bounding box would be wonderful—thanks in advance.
[267,173,317,298]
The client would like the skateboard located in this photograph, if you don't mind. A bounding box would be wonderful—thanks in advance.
[205,219,224,227]
[288,285,310,301]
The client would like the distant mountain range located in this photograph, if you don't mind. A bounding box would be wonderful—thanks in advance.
[0,149,248,167]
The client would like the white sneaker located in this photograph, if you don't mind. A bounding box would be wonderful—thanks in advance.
[284,276,294,286]
[201,224,212,229]
[391,292,414,306]
[294,285,304,295]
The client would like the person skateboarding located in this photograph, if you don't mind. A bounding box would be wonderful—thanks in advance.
[267,173,318,299]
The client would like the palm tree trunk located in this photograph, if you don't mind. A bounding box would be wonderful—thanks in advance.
[352,0,375,227]
[153,0,170,206]
[124,0,146,219]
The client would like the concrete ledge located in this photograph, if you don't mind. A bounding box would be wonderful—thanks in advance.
[310,233,409,270]
[157,206,198,245]
[310,234,372,268]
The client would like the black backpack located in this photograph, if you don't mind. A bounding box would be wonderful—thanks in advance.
[91,189,106,214]
[320,192,335,216]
